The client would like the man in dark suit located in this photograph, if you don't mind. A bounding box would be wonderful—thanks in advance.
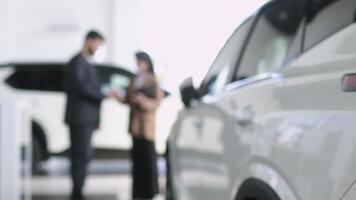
[64,30,106,200]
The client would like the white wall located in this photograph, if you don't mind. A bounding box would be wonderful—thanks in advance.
[0,0,121,63]
[111,0,140,68]
[138,0,267,91]
[0,0,13,63]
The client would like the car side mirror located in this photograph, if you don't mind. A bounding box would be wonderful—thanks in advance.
[179,77,199,108]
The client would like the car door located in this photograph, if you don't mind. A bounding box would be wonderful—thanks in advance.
[193,1,307,199]
[94,66,133,150]
[170,17,255,200]
[5,64,68,154]
[264,0,356,199]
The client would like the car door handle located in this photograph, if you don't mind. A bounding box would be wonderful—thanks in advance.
[234,106,255,126]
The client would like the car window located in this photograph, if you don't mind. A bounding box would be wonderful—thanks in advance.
[6,65,64,92]
[283,19,305,66]
[98,66,131,95]
[236,1,306,79]
[200,17,254,95]
[304,0,355,51]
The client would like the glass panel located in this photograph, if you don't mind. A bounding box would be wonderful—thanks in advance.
[201,18,253,95]
[236,1,305,79]
[304,0,355,50]
[6,66,64,92]
[237,19,292,79]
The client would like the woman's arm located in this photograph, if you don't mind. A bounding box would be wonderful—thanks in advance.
[135,89,164,110]
[135,78,164,110]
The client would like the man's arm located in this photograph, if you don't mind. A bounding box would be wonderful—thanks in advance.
[71,60,104,103]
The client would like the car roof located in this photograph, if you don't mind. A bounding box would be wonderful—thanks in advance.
[0,62,135,76]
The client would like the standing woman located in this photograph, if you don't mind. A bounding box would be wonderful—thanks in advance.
[112,51,163,199]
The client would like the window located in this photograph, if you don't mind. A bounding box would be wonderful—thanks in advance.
[304,0,355,50]
[6,65,64,92]
[6,64,132,94]
[283,20,305,66]
[236,1,306,79]
[200,17,253,95]
[98,66,132,95]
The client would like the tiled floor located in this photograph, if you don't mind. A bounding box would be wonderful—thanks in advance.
[23,157,166,200]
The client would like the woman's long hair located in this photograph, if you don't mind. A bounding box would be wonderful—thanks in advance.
[135,51,155,75]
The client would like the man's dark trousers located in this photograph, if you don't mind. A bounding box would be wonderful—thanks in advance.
[69,123,96,198]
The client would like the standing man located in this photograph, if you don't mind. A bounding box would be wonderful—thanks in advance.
[64,30,105,200]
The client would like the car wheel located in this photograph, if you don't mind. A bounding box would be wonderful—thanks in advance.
[32,136,44,175]
[235,178,280,200]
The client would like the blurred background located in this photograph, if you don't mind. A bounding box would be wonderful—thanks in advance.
[0,0,267,90]
[0,0,267,200]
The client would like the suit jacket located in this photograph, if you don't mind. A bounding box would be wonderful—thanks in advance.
[124,73,163,141]
[64,53,104,125]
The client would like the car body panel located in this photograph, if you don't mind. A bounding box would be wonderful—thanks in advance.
[261,23,356,200]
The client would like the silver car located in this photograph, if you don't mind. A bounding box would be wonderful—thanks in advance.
[166,0,356,199]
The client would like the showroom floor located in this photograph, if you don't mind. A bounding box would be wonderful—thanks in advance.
[24,156,166,200]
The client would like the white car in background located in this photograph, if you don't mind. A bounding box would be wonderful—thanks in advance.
[0,63,179,172]
[166,0,356,199]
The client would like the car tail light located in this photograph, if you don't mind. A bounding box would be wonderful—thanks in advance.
[342,73,356,92]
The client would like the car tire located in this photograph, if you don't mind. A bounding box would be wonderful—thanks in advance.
[32,136,44,175]
[235,178,280,200]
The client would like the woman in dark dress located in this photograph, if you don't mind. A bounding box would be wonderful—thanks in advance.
[111,51,163,199]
